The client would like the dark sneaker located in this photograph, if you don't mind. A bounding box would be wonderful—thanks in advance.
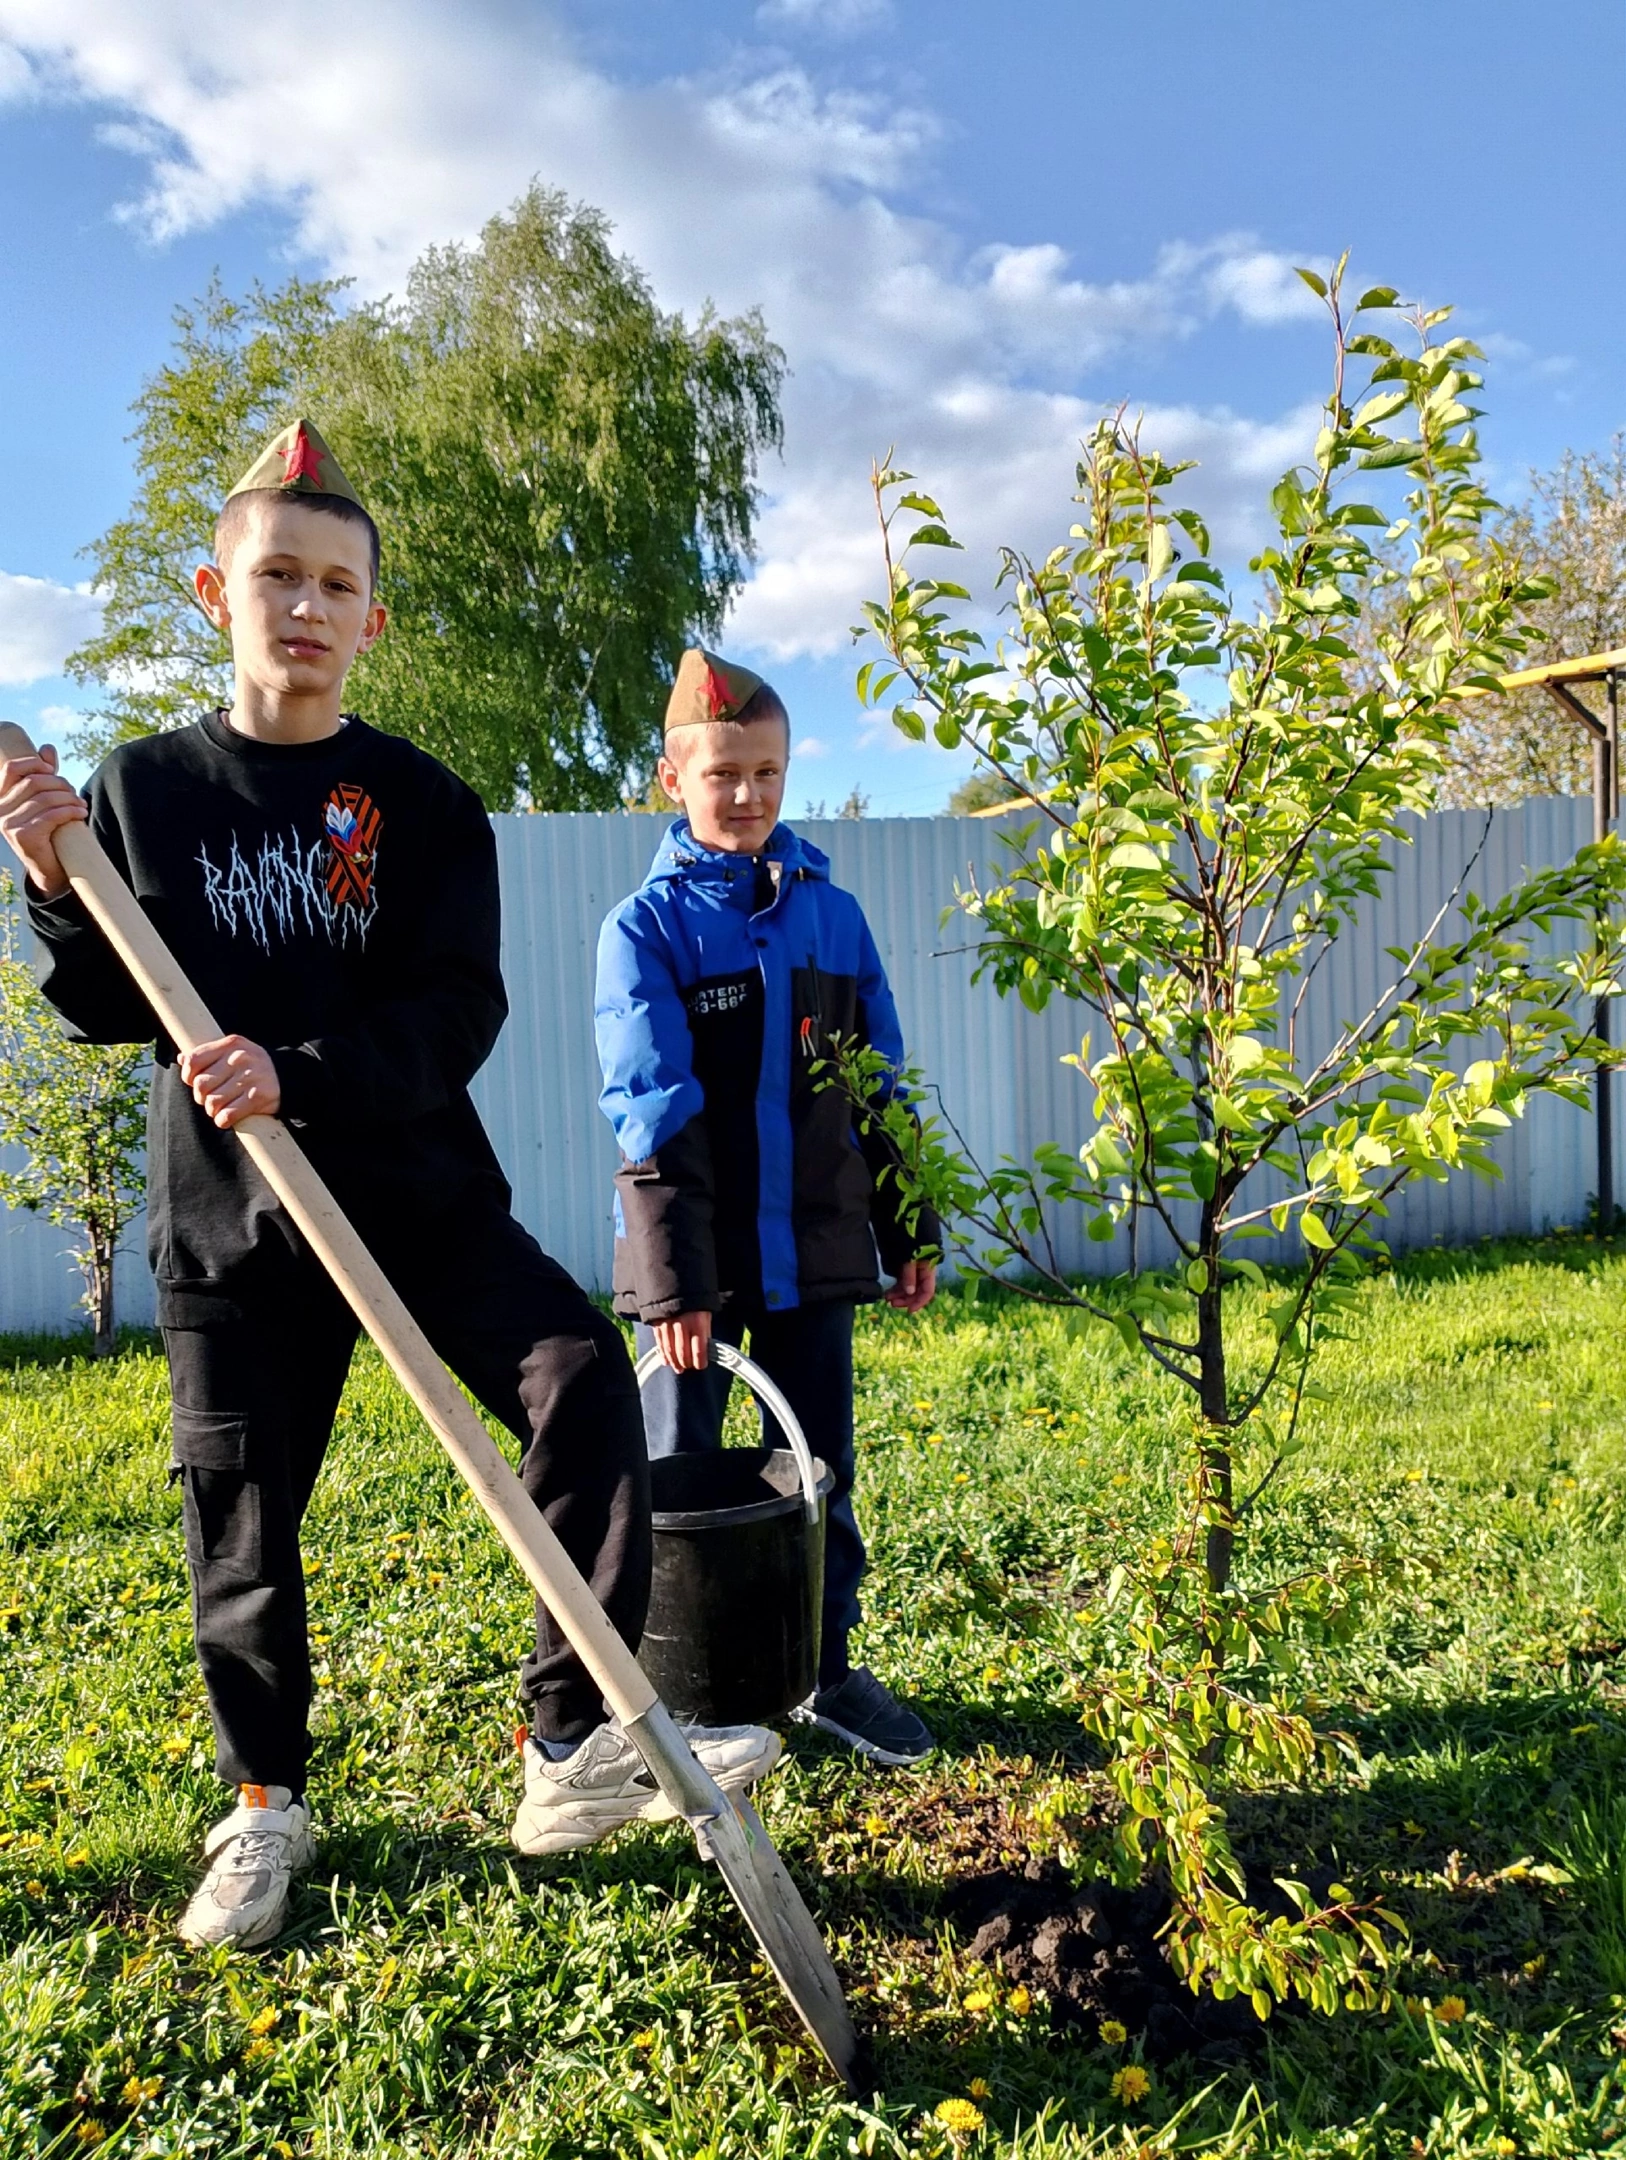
[793,1666,935,1766]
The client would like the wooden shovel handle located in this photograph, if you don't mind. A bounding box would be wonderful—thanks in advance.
[0,722,657,1723]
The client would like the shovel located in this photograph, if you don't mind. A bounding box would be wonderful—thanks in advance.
[0,722,863,2091]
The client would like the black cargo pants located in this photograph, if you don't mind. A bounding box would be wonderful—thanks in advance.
[162,1196,650,1791]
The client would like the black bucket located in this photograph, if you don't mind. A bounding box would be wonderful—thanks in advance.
[635,1350,833,1725]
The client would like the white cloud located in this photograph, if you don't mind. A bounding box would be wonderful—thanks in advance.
[0,574,101,686]
[758,0,892,32]
[0,3,1327,659]
[1193,242,1328,326]
[793,733,829,758]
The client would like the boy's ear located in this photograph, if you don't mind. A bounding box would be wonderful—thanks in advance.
[358,599,388,654]
[195,562,230,630]
[656,746,684,803]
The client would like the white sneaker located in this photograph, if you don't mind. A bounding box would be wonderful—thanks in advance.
[177,1783,314,1950]
[510,1719,783,1856]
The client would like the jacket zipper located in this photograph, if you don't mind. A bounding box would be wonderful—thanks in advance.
[802,952,824,1061]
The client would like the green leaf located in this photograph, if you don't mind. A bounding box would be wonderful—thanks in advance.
[1108,843,1161,873]
[907,523,963,550]
[1093,1131,1128,1173]
[1301,1209,1335,1251]
[1356,439,1422,470]
[892,707,926,742]
[932,712,962,750]
[1357,285,1399,310]
[1352,389,1409,430]
[1295,267,1328,298]
[1185,1258,1210,1293]
[1087,1210,1117,1243]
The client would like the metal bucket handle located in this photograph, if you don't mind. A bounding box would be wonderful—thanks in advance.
[633,1340,822,1524]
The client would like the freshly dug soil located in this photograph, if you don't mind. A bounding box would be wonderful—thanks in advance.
[946,1855,1271,2064]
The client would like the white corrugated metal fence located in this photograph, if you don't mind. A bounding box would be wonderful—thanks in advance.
[0,797,1614,1333]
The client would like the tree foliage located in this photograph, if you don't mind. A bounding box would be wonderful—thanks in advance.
[70,186,784,810]
[1372,436,1626,807]
[944,768,1020,815]
[0,877,148,1355]
[844,261,1626,2012]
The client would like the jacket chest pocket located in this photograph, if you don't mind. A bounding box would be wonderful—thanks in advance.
[792,957,858,1072]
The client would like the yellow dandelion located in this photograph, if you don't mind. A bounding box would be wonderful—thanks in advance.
[74,2125,106,2148]
[1433,1995,1467,2023]
[933,2096,985,2134]
[1110,2064,1151,2103]
[22,1880,43,1896]
[247,2006,280,2036]
[863,1812,887,1838]
[952,1470,970,1484]
[912,1401,933,1413]
[962,1988,995,2014]
[968,2076,992,2099]
[64,1848,90,1867]
[1099,2017,1128,2045]
[1404,1468,1425,1482]
[120,2074,162,2107]
[1491,2140,1517,2158]
[1007,1985,1032,2016]
[243,2037,275,2065]
[632,2029,657,2050]
[982,1665,1003,1686]
[927,1432,945,1447]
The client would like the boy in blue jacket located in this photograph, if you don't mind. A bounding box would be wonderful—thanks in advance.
[594,648,941,1765]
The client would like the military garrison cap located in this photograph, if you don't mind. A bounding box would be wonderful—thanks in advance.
[664,647,771,730]
[226,419,365,509]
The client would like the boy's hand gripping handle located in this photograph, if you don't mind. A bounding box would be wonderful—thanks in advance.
[0,720,659,1725]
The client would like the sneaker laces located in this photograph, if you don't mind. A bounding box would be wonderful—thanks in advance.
[215,1827,288,1874]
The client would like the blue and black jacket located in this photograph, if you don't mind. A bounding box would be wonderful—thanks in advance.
[595,819,939,1322]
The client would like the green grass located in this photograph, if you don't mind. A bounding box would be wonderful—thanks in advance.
[8,1234,1626,2154]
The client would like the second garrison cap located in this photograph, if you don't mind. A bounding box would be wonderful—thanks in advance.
[664,647,770,731]
[225,419,365,509]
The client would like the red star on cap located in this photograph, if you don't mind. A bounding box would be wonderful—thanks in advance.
[279,425,327,490]
[705,665,731,719]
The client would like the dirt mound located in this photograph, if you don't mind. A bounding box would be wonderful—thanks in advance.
[946,1855,1266,2064]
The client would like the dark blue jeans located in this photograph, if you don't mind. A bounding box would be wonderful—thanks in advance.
[634,1300,860,1687]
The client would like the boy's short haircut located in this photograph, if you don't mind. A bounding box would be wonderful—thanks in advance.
[663,683,790,766]
[212,489,381,594]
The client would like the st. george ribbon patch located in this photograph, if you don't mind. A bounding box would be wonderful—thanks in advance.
[323,784,382,910]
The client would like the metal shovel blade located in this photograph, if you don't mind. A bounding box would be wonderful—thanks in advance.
[625,1704,865,2092]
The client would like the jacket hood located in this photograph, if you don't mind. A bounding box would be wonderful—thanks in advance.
[642,817,830,888]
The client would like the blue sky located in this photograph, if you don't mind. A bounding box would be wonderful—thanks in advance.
[0,0,1620,810]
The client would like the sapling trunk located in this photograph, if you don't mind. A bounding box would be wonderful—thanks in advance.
[92,1255,115,1358]
[1196,1277,1233,1598]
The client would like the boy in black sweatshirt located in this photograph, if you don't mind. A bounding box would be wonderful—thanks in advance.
[0,422,777,1950]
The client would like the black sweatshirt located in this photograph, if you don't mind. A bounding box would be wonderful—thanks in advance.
[28,713,510,1313]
